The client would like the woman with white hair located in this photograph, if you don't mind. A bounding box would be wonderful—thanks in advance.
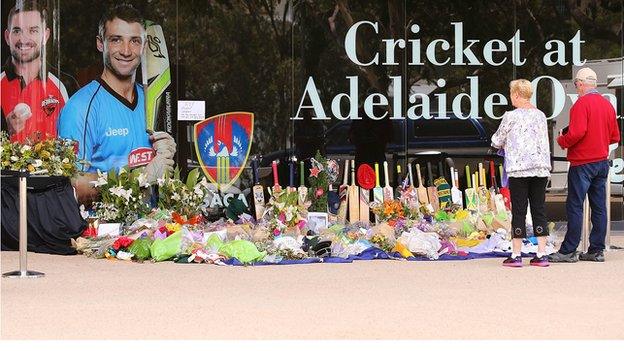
[491,79,552,267]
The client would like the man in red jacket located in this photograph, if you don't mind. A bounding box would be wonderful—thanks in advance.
[549,67,620,263]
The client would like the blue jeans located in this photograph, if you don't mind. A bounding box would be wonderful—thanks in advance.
[559,160,610,254]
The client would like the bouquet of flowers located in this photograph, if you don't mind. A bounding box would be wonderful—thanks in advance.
[92,167,152,224]
[1,131,78,177]
[265,190,307,236]
[371,200,409,226]
[369,232,394,252]
[157,168,211,218]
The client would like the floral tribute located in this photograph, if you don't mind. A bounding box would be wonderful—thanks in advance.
[91,167,152,224]
[1,131,78,177]
[265,189,307,236]
[157,167,211,218]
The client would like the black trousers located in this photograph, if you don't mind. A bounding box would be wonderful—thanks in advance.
[1,176,86,255]
[508,177,549,239]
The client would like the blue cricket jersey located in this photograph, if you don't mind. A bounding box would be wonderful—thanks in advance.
[58,79,151,172]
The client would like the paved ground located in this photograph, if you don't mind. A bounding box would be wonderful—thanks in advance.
[1,237,623,339]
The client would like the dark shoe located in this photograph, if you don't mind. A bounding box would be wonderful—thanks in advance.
[579,251,605,262]
[530,255,549,267]
[503,256,523,268]
[547,251,579,263]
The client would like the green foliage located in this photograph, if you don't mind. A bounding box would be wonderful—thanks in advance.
[157,167,211,218]
[307,150,329,212]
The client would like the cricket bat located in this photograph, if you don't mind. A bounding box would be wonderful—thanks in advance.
[426,162,439,211]
[464,165,477,211]
[142,21,172,133]
[287,158,296,193]
[407,162,419,207]
[337,160,350,224]
[359,183,370,224]
[297,161,308,207]
[395,164,403,198]
[488,161,497,211]
[373,163,384,204]
[416,163,428,205]
[477,163,489,212]
[453,169,464,208]
[450,166,462,207]
[251,157,265,221]
[490,161,506,213]
[348,160,360,223]
[382,161,393,201]
[271,160,281,196]
[373,163,384,223]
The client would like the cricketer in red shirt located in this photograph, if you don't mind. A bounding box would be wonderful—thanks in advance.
[1,6,69,143]
[1,59,69,143]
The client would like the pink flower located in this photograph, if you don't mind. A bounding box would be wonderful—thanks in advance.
[273,229,281,236]
[278,213,286,222]
[315,188,324,197]
[297,220,307,229]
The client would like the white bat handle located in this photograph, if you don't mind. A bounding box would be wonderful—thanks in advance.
[383,161,389,186]
[343,159,349,185]
[408,163,414,186]
[351,160,356,185]
[450,166,455,187]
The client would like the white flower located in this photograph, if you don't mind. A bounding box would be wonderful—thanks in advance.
[32,159,43,168]
[10,156,18,162]
[171,193,181,201]
[194,186,205,197]
[157,177,166,187]
[285,206,295,222]
[137,172,150,188]
[109,186,133,202]
[20,145,31,153]
[91,172,108,188]
[62,158,69,163]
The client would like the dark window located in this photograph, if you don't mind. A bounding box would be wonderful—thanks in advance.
[412,118,480,138]
[325,122,351,149]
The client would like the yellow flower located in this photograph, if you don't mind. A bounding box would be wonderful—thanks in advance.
[166,223,181,233]
[39,150,51,160]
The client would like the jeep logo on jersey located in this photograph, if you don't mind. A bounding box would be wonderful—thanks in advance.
[194,112,254,188]
[128,147,155,168]
[105,127,130,137]
[41,95,59,116]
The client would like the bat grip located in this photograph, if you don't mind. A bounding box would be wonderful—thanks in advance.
[252,158,259,184]
[289,161,294,187]
[272,161,279,185]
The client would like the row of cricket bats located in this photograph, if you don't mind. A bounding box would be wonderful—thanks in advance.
[251,157,309,221]
[250,157,511,223]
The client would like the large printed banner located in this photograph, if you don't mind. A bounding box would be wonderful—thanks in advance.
[194,112,254,188]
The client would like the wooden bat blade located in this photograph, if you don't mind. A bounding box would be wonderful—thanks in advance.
[348,185,360,223]
[337,184,349,224]
[297,186,308,207]
[359,188,370,224]
[253,185,265,220]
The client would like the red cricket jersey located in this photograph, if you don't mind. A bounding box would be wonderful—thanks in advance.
[557,92,620,166]
[1,60,68,143]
